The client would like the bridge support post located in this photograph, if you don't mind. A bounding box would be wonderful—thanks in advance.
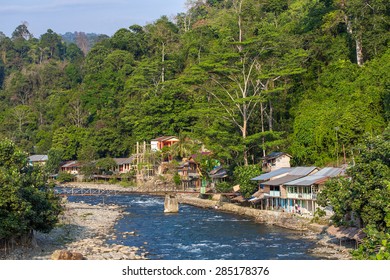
[164,194,179,213]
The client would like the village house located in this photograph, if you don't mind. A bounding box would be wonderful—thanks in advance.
[249,167,293,205]
[111,157,135,174]
[261,152,292,172]
[177,157,202,190]
[208,166,228,188]
[283,167,344,214]
[60,161,81,175]
[28,154,48,166]
[151,136,180,152]
[255,166,319,212]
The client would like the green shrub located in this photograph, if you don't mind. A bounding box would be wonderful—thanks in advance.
[57,172,75,183]
[215,181,232,193]
[173,173,181,186]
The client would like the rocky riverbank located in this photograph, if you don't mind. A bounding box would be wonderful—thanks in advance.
[1,201,148,260]
[26,182,352,260]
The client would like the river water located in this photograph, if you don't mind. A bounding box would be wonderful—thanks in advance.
[67,194,320,260]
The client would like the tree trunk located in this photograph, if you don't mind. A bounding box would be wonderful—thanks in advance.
[344,14,364,66]
[234,0,243,52]
[242,117,248,166]
[260,102,266,157]
[268,99,273,131]
[355,36,364,67]
[161,42,165,83]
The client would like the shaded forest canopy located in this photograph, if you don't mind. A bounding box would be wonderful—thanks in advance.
[0,0,389,166]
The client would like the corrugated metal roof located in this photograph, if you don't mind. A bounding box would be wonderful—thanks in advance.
[61,161,80,168]
[265,175,303,186]
[210,170,228,179]
[262,151,292,160]
[113,157,134,165]
[285,167,343,186]
[315,167,343,177]
[284,175,327,186]
[28,155,48,162]
[251,167,293,181]
[288,166,318,176]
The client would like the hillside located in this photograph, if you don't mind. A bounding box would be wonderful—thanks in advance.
[0,0,389,166]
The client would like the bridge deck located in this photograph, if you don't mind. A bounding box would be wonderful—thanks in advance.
[55,188,200,196]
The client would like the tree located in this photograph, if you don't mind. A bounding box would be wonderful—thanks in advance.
[45,148,64,174]
[145,16,180,83]
[39,29,65,60]
[0,139,62,246]
[317,128,390,259]
[290,59,386,165]
[233,164,262,198]
[11,23,32,41]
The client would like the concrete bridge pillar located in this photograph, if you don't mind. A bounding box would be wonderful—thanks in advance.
[164,194,179,213]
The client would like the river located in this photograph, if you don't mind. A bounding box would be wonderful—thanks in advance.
[67,194,320,260]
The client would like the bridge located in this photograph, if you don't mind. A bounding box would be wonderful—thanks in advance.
[54,186,200,197]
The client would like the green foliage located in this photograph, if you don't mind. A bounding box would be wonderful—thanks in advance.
[45,148,64,174]
[233,165,262,198]
[353,225,390,260]
[215,181,232,193]
[290,59,386,165]
[56,172,75,183]
[0,1,389,170]
[317,128,390,259]
[96,157,116,174]
[173,173,181,186]
[0,139,62,240]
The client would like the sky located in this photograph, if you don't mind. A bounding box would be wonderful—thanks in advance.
[0,0,188,37]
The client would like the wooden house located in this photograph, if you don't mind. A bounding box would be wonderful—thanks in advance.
[208,166,228,188]
[261,152,292,172]
[177,157,202,190]
[151,136,180,152]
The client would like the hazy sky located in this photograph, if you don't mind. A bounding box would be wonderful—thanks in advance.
[0,0,187,37]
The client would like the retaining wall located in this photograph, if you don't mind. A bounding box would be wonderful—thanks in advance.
[178,195,312,231]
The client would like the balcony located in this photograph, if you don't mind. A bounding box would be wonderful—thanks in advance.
[286,193,315,200]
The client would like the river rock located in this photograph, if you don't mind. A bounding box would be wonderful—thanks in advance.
[51,250,85,260]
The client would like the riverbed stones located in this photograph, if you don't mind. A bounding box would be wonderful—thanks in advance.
[1,201,148,260]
